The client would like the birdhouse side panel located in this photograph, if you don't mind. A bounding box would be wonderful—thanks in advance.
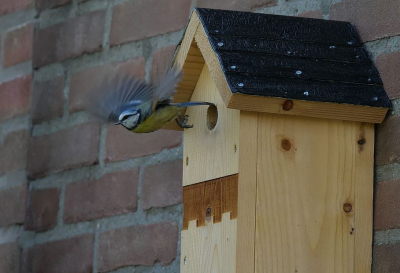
[183,64,240,186]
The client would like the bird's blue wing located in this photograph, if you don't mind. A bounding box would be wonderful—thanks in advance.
[152,67,183,110]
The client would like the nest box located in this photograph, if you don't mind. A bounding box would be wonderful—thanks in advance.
[169,8,391,273]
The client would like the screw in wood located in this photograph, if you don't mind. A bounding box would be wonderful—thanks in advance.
[357,138,366,145]
[206,207,212,222]
[282,100,293,111]
[343,203,353,213]
[186,156,189,166]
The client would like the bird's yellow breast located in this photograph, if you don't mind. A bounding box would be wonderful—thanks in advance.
[131,105,180,133]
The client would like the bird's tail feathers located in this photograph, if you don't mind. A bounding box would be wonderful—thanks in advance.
[169,101,215,107]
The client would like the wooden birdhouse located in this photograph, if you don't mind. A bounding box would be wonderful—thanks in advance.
[168,8,392,273]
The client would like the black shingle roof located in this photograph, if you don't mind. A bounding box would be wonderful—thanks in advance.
[195,8,391,108]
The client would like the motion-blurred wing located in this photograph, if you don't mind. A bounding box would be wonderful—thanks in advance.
[152,68,183,110]
[85,75,154,123]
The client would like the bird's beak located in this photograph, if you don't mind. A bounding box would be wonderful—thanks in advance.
[114,121,121,125]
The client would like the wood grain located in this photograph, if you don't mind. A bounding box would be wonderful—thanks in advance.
[228,93,388,124]
[181,213,237,273]
[236,111,258,273]
[183,174,238,230]
[354,123,374,272]
[183,64,240,186]
[163,12,204,131]
[194,22,233,106]
[255,113,374,273]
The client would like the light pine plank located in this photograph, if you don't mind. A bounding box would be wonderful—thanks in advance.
[163,12,204,131]
[255,113,373,273]
[183,65,240,186]
[194,22,233,106]
[236,111,258,273]
[228,93,388,124]
[181,213,237,273]
[354,123,374,272]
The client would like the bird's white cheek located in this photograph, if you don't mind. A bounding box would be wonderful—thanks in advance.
[121,115,140,129]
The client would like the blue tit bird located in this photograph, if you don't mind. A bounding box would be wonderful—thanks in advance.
[85,68,213,133]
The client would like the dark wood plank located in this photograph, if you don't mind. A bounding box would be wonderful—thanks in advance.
[196,8,361,47]
[182,174,238,230]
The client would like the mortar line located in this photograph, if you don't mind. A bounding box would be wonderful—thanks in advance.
[92,224,100,273]
[62,66,71,121]
[29,146,183,189]
[102,0,113,50]
[136,165,145,213]
[20,204,182,247]
[98,124,107,168]
[57,183,67,226]
[374,228,400,245]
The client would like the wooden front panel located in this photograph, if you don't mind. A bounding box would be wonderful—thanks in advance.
[183,65,240,186]
[181,175,238,273]
[255,113,374,273]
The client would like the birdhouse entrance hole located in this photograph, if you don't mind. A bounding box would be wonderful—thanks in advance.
[206,104,218,130]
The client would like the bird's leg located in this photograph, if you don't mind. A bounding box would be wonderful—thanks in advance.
[176,113,193,129]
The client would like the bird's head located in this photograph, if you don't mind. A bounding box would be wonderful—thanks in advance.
[115,109,141,130]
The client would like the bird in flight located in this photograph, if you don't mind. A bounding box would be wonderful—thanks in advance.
[85,68,213,133]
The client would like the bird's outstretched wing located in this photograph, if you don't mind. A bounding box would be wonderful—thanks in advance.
[84,75,154,123]
[152,67,183,111]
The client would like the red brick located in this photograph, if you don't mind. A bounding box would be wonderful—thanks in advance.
[376,115,400,166]
[4,24,33,68]
[330,0,400,42]
[98,222,178,272]
[0,185,26,227]
[64,169,139,223]
[25,188,59,232]
[69,58,145,113]
[0,75,31,122]
[110,0,191,46]
[142,160,182,210]
[197,0,276,11]
[25,234,93,273]
[33,10,105,68]
[373,243,400,272]
[0,130,29,176]
[298,10,324,19]
[105,126,182,162]
[0,243,19,273]
[32,76,64,124]
[36,0,71,13]
[27,123,99,178]
[0,0,32,16]
[374,179,400,230]
[376,51,400,99]
[151,46,176,84]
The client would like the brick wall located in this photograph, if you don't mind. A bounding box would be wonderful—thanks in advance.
[0,0,399,272]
